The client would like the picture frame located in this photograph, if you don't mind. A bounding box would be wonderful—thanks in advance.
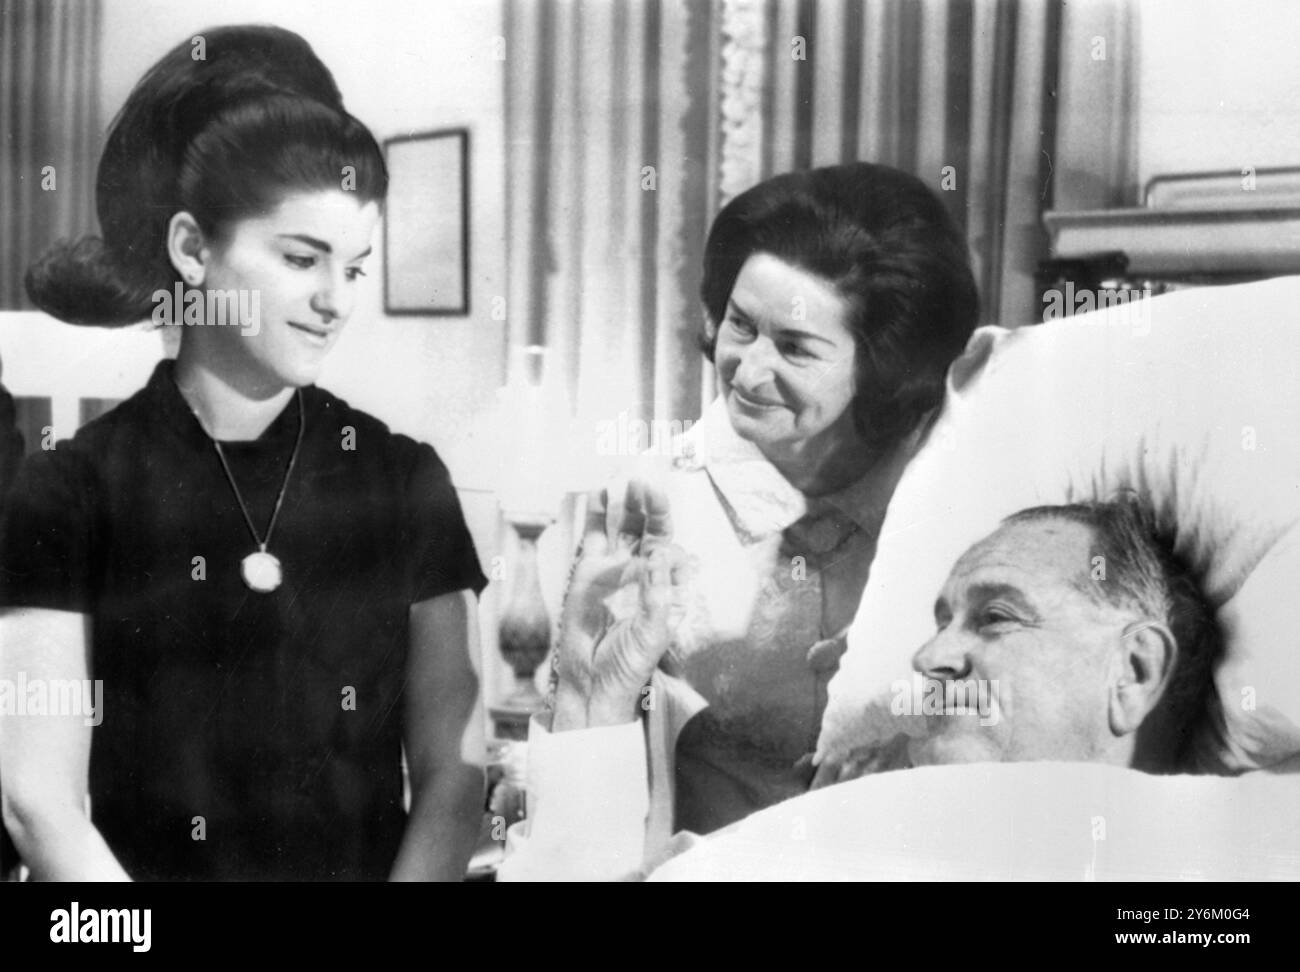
[382,128,470,315]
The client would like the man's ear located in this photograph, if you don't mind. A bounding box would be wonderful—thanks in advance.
[1108,620,1177,737]
[166,211,209,287]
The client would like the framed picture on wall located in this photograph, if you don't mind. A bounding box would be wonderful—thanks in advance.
[382,128,470,315]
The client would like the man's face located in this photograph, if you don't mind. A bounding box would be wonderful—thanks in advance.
[908,518,1134,767]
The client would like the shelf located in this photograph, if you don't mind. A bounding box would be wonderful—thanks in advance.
[1043,207,1300,277]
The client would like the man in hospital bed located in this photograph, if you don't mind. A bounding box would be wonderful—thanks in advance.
[830,498,1218,779]
[501,496,1293,881]
[500,276,1300,881]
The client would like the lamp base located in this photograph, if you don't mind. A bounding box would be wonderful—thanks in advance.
[489,704,537,742]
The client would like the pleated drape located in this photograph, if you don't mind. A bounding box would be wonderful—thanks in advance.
[0,0,102,309]
[504,0,1137,431]
[732,0,1103,330]
[504,0,712,436]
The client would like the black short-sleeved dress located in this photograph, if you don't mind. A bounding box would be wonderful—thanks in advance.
[0,379,25,874]
[0,359,487,881]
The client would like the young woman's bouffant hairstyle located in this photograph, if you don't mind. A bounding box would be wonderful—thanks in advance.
[26,25,388,326]
[700,163,979,458]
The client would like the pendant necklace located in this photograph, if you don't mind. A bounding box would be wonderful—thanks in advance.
[189,390,306,593]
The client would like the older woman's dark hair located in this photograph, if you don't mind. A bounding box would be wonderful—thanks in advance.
[26,25,388,326]
[700,163,979,456]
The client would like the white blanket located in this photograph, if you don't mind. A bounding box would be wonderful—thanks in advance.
[649,761,1300,881]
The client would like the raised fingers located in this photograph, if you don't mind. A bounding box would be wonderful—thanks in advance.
[631,545,677,662]
[580,488,610,559]
[638,543,692,630]
[616,478,673,554]
[615,479,647,554]
[640,481,673,549]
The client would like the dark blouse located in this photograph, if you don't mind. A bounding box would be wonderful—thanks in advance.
[0,379,24,874]
[0,360,486,880]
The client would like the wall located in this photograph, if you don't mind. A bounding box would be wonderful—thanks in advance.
[1136,0,1300,192]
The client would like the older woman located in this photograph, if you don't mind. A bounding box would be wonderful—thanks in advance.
[548,163,979,839]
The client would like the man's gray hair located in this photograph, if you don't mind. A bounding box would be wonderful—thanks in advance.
[1003,496,1222,772]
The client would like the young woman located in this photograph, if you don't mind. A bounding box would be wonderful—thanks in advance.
[0,25,487,881]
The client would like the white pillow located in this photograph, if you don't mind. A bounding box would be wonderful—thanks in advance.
[817,275,1300,772]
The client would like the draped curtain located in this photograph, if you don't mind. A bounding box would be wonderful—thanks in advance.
[0,0,102,309]
[755,0,1063,329]
[506,0,1137,430]
[504,0,713,438]
[739,0,1138,327]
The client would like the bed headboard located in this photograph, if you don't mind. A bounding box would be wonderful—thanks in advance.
[0,311,169,451]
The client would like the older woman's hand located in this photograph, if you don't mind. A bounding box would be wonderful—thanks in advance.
[551,481,688,731]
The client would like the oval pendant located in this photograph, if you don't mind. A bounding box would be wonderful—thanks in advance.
[241,550,283,593]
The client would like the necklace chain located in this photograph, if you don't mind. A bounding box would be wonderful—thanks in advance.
[189,390,307,552]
